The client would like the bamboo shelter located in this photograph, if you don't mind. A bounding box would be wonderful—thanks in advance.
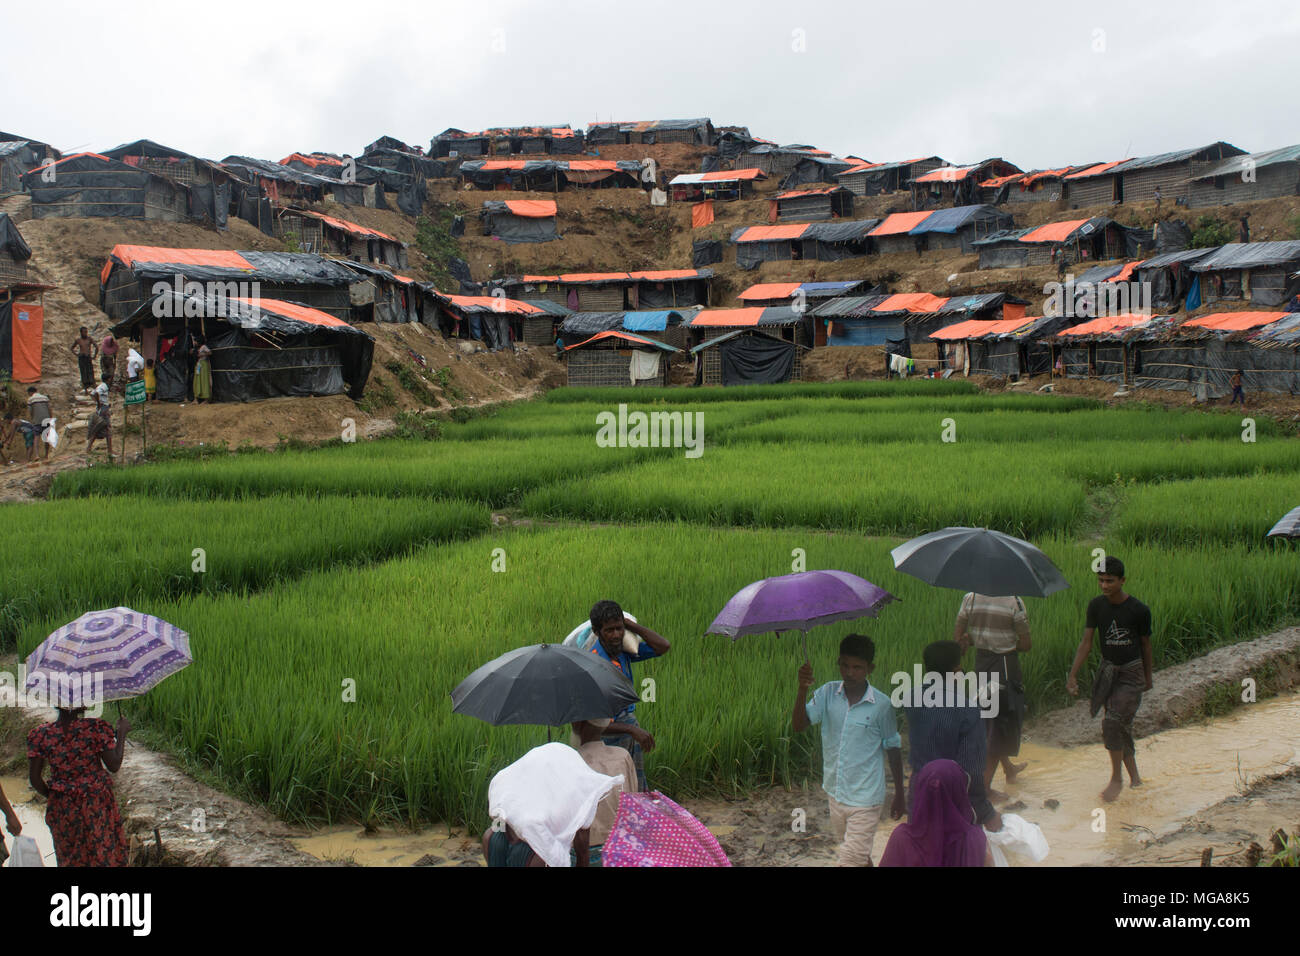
[565,330,678,387]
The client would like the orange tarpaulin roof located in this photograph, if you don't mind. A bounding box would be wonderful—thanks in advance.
[1183,311,1289,331]
[914,165,977,183]
[232,297,351,329]
[1105,261,1145,283]
[628,270,703,281]
[735,224,811,242]
[564,160,619,171]
[699,168,764,181]
[1019,220,1092,244]
[1064,160,1128,180]
[279,153,343,167]
[502,200,556,218]
[1057,314,1152,336]
[869,212,932,236]
[738,282,800,300]
[875,293,949,313]
[774,186,841,200]
[294,209,398,241]
[931,318,1032,340]
[30,152,111,176]
[517,270,701,283]
[443,294,544,315]
[564,330,668,351]
[103,245,253,283]
[1021,166,1076,187]
[979,173,1025,188]
[840,162,883,174]
[690,308,765,327]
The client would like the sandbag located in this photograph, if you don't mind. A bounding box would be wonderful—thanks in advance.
[562,613,639,654]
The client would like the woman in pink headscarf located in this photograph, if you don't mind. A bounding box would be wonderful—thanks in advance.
[880,759,991,867]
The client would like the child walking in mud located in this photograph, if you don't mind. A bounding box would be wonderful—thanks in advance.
[1065,556,1153,802]
[793,634,906,866]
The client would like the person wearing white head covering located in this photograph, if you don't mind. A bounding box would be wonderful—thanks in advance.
[482,743,622,868]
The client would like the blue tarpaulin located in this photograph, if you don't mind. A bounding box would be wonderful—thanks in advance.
[827,318,906,346]
[622,310,682,332]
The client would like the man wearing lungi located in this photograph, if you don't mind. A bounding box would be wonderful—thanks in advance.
[1065,556,1153,802]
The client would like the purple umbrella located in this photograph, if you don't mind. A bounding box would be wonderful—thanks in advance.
[24,607,192,708]
[706,570,897,659]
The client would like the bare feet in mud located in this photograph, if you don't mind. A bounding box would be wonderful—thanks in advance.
[1129,775,1143,789]
[1003,761,1028,783]
[988,788,1010,802]
[1101,778,1123,802]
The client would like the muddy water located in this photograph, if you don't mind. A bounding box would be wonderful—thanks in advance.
[1,775,57,866]
[1006,691,1300,866]
[292,692,1300,867]
[293,823,480,867]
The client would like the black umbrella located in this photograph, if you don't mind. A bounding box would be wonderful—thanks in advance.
[1267,505,1300,539]
[890,526,1070,598]
[450,643,638,727]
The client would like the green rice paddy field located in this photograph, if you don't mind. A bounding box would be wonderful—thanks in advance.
[7,380,1299,829]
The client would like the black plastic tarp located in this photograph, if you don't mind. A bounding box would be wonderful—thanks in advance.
[561,312,623,336]
[480,201,557,243]
[22,154,189,220]
[0,213,31,260]
[115,292,373,401]
[692,240,723,267]
[1153,220,1191,253]
[720,333,794,385]
[0,300,12,377]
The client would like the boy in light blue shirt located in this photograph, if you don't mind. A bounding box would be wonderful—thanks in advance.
[793,634,905,866]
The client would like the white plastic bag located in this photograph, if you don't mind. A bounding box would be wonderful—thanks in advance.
[985,812,1050,864]
[8,835,45,867]
[42,418,58,450]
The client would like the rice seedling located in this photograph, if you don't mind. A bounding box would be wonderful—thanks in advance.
[18,523,1292,831]
[0,496,488,648]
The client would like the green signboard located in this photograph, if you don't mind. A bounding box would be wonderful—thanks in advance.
[125,380,146,406]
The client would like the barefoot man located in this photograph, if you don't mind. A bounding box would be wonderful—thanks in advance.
[1065,556,1153,802]
[954,592,1031,799]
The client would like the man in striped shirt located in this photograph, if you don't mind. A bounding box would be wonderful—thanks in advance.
[955,592,1032,798]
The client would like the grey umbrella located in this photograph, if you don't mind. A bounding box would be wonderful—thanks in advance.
[890,526,1070,598]
[1266,505,1300,538]
[450,643,638,727]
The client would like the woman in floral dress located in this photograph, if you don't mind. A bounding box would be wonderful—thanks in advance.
[27,710,131,867]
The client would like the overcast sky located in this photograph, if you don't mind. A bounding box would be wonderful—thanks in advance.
[5,0,1298,169]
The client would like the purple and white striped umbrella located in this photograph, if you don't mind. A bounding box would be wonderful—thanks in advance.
[24,607,192,708]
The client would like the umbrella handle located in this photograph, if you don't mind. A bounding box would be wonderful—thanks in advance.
[801,632,810,665]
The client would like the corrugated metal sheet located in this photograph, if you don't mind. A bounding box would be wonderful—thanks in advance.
[1113,142,1245,173]
[1188,145,1300,181]
[1137,247,1217,270]
[1191,241,1300,272]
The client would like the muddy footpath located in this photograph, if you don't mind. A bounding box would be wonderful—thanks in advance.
[3,627,1298,868]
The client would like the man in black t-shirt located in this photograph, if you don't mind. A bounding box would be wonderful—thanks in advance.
[1065,556,1153,802]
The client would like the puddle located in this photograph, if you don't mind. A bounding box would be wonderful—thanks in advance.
[284,693,1300,867]
[1,775,57,867]
[1001,691,1300,865]
[292,823,481,867]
